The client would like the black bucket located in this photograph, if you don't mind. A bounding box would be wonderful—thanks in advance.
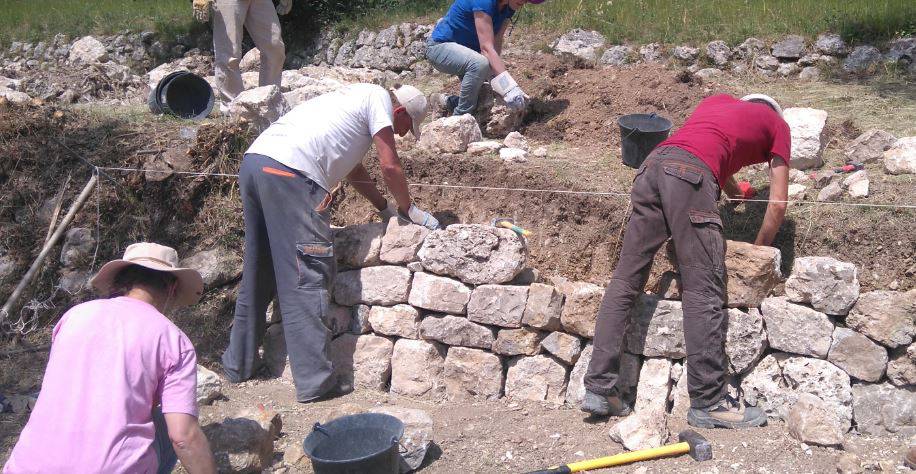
[148,70,214,120]
[303,413,404,474]
[618,113,673,168]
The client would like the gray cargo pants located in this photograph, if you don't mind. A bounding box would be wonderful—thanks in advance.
[222,153,338,402]
[584,146,728,409]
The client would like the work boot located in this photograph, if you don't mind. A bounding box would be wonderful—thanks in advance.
[445,95,459,115]
[905,444,916,469]
[687,394,767,429]
[580,390,632,417]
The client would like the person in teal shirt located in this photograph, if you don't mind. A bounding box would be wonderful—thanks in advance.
[426,0,545,116]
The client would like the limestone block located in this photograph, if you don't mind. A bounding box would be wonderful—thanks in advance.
[884,137,916,175]
[197,365,223,405]
[369,406,434,471]
[368,304,421,339]
[68,36,107,63]
[418,115,482,154]
[760,297,834,358]
[390,339,446,397]
[787,394,845,446]
[492,328,544,356]
[379,217,429,264]
[180,248,242,290]
[784,107,828,170]
[407,272,471,314]
[333,266,412,306]
[552,29,606,64]
[851,382,916,437]
[559,281,604,338]
[784,256,859,315]
[418,225,527,285]
[608,408,668,451]
[625,295,686,359]
[725,308,768,374]
[828,327,888,382]
[442,347,504,400]
[522,283,564,331]
[725,241,782,308]
[467,284,529,328]
[844,129,897,163]
[419,314,495,349]
[504,355,568,405]
[887,344,916,387]
[846,290,916,348]
[540,332,582,365]
[334,222,386,268]
[228,85,289,130]
[633,358,673,413]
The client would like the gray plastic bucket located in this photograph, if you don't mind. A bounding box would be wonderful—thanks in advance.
[618,113,673,168]
[148,70,214,120]
[303,413,404,474]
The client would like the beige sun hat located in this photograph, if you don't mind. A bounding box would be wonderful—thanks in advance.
[391,84,428,139]
[90,242,204,308]
[741,93,783,117]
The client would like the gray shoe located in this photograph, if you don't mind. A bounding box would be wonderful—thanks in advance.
[580,390,632,417]
[687,395,767,429]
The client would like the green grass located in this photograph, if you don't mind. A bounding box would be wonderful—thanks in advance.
[0,0,195,46]
[345,0,915,46]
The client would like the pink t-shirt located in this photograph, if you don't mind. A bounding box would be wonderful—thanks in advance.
[3,297,198,474]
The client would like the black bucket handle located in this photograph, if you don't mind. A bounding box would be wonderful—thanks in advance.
[312,422,331,437]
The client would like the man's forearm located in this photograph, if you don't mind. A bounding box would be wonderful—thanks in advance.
[346,165,387,210]
[754,204,786,246]
[379,163,412,213]
[480,48,506,76]
[174,428,216,474]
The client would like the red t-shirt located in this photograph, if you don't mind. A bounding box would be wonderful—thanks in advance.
[659,94,791,186]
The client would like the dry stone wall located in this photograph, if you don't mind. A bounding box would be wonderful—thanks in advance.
[262,219,914,448]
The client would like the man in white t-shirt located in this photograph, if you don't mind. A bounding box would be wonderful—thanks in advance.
[222,83,439,402]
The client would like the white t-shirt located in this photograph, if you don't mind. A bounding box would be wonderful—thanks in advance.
[246,83,394,192]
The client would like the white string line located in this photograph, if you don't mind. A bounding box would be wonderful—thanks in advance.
[92,165,916,210]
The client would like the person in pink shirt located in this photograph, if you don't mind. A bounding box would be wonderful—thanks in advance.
[4,243,216,474]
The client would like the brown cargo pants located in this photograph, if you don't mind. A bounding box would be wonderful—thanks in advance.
[584,146,728,409]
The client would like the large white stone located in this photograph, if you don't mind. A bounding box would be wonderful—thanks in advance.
[504,355,568,405]
[197,365,223,405]
[68,36,107,63]
[418,225,527,285]
[379,217,429,264]
[540,332,582,365]
[333,222,386,268]
[228,85,289,129]
[467,284,528,328]
[784,107,828,170]
[760,297,834,358]
[559,281,604,338]
[852,382,916,437]
[884,137,916,175]
[725,308,768,374]
[828,327,888,382]
[419,314,495,349]
[522,283,564,331]
[784,256,859,315]
[608,408,669,451]
[368,304,421,339]
[742,354,853,428]
[239,48,261,72]
[565,344,592,407]
[390,339,446,397]
[846,290,916,349]
[844,129,897,163]
[625,295,686,359]
[329,333,394,391]
[552,29,606,64]
[333,266,412,306]
[418,114,482,154]
[407,272,471,314]
[633,358,673,413]
[179,248,242,290]
[787,394,845,446]
[441,347,504,400]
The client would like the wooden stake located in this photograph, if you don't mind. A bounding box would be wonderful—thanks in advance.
[1,173,98,328]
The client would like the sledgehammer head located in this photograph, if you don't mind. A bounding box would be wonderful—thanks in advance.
[678,430,713,461]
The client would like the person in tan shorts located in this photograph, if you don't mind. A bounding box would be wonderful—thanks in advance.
[193,0,291,106]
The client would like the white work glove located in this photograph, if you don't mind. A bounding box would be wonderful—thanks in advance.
[276,0,293,15]
[490,71,528,111]
[402,204,441,230]
[192,0,212,22]
[378,202,399,222]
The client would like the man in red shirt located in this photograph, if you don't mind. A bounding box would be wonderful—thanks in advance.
[581,94,791,429]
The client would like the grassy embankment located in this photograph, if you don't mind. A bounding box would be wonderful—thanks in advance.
[1,0,913,48]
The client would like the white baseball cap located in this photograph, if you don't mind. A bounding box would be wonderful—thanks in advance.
[741,93,783,117]
[392,84,427,139]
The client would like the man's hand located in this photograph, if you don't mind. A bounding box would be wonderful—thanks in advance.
[403,204,441,230]
[276,0,293,15]
[192,0,212,22]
